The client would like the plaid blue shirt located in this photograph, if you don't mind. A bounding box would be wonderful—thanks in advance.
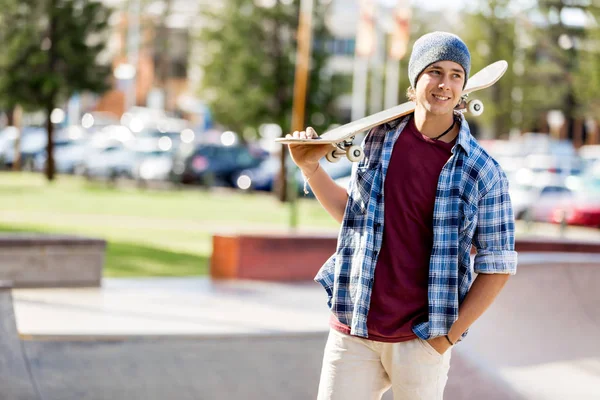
[315,113,518,340]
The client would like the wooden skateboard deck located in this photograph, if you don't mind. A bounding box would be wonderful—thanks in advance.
[276,60,508,148]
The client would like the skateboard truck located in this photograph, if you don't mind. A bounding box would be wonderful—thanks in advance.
[326,137,365,163]
[327,96,483,164]
[456,94,484,117]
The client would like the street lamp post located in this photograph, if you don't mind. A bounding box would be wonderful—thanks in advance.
[352,0,375,121]
[125,0,141,112]
[280,0,314,211]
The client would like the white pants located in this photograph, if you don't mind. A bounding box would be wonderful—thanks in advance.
[317,329,452,400]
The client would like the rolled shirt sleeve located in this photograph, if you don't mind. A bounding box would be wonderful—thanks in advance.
[472,174,518,274]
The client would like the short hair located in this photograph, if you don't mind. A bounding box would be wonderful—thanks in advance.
[406,86,416,102]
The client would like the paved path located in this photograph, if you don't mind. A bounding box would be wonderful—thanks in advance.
[13,278,330,337]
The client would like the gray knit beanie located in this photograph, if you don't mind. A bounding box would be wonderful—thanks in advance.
[408,31,471,89]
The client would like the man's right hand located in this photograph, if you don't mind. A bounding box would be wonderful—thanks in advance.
[284,126,349,224]
[285,127,331,176]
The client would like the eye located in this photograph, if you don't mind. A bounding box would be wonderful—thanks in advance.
[430,70,441,75]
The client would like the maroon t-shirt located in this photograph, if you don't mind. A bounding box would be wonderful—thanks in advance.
[331,116,456,342]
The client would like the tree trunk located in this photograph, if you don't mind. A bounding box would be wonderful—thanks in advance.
[11,106,22,171]
[488,10,504,138]
[275,4,289,202]
[45,0,56,181]
[491,79,504,137]
[6,106,14,126]
[45,104,55,181]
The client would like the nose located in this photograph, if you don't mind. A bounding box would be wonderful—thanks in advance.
[438,76,451,89]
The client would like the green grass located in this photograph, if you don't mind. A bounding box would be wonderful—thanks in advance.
[0,172,338,277]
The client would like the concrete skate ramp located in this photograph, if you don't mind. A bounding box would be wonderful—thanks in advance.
[445,258,600,399]
[3,281,328,400]
[0,282,42,400]
[2,259,600,399]
[22,334,327,400]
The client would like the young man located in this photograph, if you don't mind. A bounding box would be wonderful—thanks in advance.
[286,31,517,399]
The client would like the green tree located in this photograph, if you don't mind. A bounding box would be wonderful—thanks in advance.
[572,5,600,121]
[518,1,599,137]
[0,0,41,121]
[460,0,518,138]
[390,6,513,137]
[459,0,600,138]
[196,0,341,138]
[0,0,112,180]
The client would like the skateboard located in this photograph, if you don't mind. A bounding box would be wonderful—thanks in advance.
[276,60,508,163]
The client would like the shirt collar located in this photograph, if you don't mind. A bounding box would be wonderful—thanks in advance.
[454,113,473,156]
[384,116,404,131]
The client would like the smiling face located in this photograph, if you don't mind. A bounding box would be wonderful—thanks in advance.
[414,60,465,117]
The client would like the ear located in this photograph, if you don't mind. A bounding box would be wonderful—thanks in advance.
[406,86,417,102]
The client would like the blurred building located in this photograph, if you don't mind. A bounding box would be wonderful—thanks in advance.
[323,0,456,122]
[94,0,214,127]
[92,0,458,128]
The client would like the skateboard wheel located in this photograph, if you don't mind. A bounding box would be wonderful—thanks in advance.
[326,149,342,163]
[346,145,364,163]
[468,99,484,116]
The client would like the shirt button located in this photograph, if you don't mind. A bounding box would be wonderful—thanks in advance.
[374,250,379,257]
[374,222,381,229]
[377,194,383,201]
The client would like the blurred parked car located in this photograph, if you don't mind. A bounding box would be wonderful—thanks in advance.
[80,112,120,133]
[80,142,138,179]
[551,194,600,228]
[549,175,600,228]
[518,133,576,157]
[132,149,176,182]
[172,144,265,187]
[0,127,19,167]
[510,181,573,221]
[0,128,41,167]
[233,154,353,195]
[480,140,526,176]
[233,156,293,192]
[91,125,135,146]
[526,189,574,223]
[135,127,192,152]
[578,144,600,172]
[1,128,77,170]
[524,153,584,178]
[33,139,90,174]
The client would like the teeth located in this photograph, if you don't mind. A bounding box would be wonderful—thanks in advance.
[434,95,450,100]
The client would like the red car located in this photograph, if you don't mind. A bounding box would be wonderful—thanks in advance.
[552,194,600,228]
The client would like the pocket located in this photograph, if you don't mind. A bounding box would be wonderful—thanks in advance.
[349,167,377,215]
[315,254,336,306]
[417,338,444,358]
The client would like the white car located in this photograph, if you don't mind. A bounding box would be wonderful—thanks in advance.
[510,182,573,221]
